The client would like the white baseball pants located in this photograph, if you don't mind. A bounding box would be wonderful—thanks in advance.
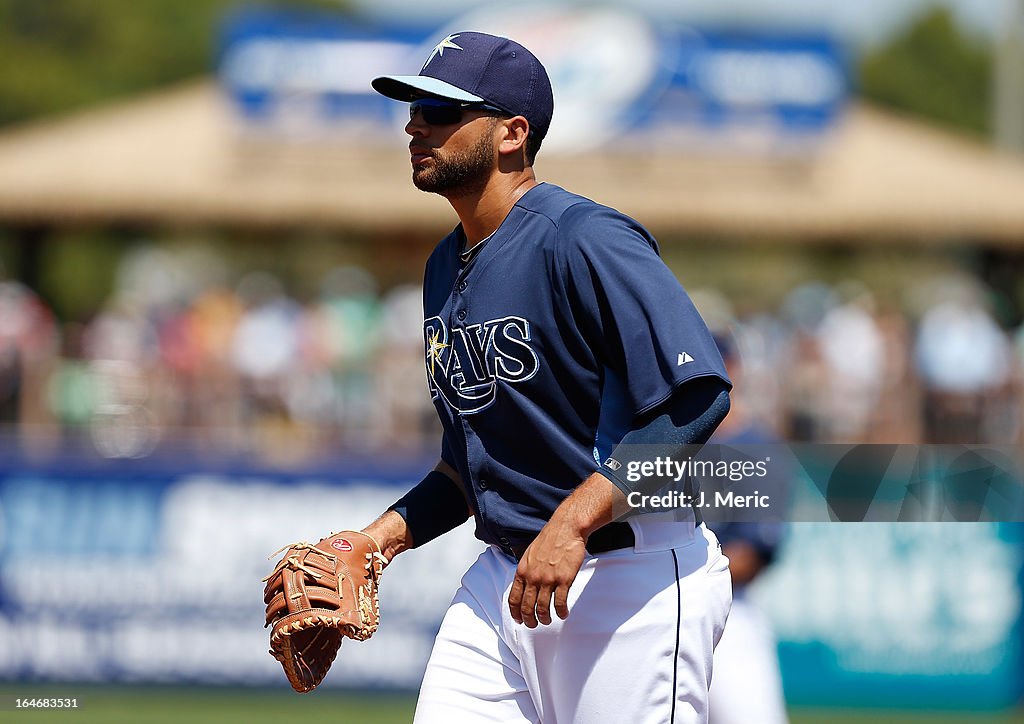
[414,520,732,724]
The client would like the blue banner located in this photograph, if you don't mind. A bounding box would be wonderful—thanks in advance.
[754,522,1023,710]
[1,451,1019,707]
[215,7,849,153]
[0,454,482,688]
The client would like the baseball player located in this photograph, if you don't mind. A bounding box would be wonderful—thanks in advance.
[360,32,733,723]
[706,333,788,724]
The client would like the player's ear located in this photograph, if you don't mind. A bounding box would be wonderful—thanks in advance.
[497,116,530,159]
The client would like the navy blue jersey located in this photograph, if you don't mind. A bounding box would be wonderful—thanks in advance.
[422,183,729,550]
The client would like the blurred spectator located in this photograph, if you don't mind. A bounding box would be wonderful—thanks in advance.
[780,332,828,442]
[232,271,300,387]
[375,283,437,447]
[166,286,245,435]
[914,283,1012,442]
[0,280,58,432]
[228,271,306,460]
[297,266,381,445]
[47,322,95,429]
[81,297,166,458]
[816,284,885,441]
[778,283,835,441]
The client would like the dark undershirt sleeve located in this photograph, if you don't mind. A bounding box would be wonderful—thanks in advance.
[599,376,731,496]
[387,469,471,548]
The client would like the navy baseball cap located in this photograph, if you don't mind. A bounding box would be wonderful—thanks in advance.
[372,31,554,140]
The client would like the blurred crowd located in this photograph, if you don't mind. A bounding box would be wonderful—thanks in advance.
[701,277,1020,446]
[1,245,1022,463]
[0,247,433,463]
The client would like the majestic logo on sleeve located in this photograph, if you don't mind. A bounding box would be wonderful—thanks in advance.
[424,315,540,414]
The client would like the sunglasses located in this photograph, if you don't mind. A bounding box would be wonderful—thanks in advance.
[409,98,509,126]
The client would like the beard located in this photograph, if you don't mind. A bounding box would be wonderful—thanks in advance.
[412,122,496,196]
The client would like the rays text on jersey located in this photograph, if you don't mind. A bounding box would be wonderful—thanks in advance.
[424,315,540,414]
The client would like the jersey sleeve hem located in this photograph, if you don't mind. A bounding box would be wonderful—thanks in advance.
[634,371,732,419]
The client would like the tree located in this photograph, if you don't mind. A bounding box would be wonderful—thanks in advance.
[858,7,992,136]
[0,0,342,127]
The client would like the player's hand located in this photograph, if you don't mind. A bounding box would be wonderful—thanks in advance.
[508,516,587,628]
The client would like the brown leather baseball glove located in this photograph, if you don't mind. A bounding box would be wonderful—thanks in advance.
[263,530,387,693]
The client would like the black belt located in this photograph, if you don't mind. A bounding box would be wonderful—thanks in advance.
[508,522,635,561]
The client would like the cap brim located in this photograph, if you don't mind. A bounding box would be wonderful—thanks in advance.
[371,75,484,104]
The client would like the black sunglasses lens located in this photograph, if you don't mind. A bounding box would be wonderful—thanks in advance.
[410,102,463,125]
[425,105,463,125]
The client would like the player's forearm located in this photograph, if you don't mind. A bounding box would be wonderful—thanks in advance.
[549,472,629,539]
[362,510,414,564]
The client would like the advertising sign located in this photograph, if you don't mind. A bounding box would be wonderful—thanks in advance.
[217,6,848,153]
[1,453,1020,708]
[0,459,482,688]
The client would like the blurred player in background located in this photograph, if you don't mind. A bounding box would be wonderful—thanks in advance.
[707,331,788,724]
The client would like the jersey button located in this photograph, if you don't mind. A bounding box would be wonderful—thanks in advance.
[498,537,510,547]
[457,281,467,292]
[457,310,467,321]
[478,479,488,490]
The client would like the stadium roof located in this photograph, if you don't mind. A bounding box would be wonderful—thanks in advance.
[0,80,1023,243]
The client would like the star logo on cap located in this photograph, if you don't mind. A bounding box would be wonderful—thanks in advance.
[422,34,463,70]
